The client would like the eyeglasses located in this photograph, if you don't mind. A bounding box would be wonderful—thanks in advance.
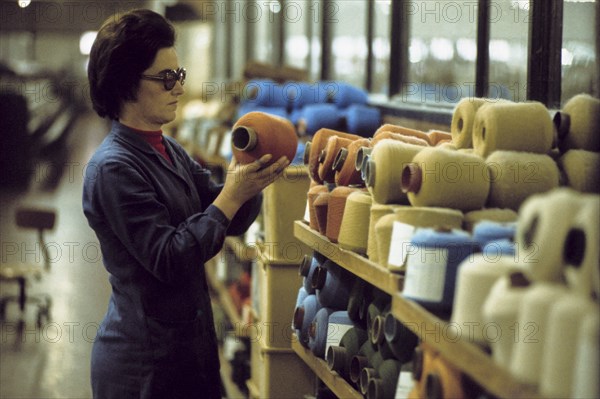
[141,67,186,90]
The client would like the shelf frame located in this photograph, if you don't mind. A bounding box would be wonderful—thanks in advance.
[294,220,542,399]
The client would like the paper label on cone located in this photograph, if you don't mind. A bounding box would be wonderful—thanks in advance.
[388,222,416,268]
[304,199,310,223]
[403,247,448,302]
[395,371,415,399]
[325,323,354,357]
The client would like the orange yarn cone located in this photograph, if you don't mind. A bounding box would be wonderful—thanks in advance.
[334,138,372,186]
[371,131,429,147]
[304,128,360,183]
[319,136,355,183]
[374,124,432,145]
[232,111,298,166]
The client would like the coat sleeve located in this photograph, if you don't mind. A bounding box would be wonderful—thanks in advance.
[92,158,230,285]
[182,150,262,237]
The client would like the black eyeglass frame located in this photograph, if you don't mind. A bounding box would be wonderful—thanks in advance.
[140,67,186,90]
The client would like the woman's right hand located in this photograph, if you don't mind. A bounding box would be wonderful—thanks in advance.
[213,154,290,221]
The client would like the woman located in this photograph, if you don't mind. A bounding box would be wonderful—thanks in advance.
[83,9,289,398]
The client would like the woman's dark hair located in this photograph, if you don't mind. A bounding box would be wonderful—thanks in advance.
[88,9,175,120]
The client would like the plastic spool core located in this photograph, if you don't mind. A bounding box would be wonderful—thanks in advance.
[312,266,327,290]
[481,127,486,141]
[457,118,464,133]
[365,160,376,188]
[299,255,311,276]
[425,372,443,399]
[303,141,312,165]
[563,228,586,267]
[401,163,422,194]
[327,345,346,371]
[368,379,383,399]
[553,111,571,140]
[332,147,348,172]
[318,149,326,163]
[309,321,317,338]
[371,315,385,345]
[293,306,305,330]
[412,347,424,381]
[355,147,372,171]
[350,355,368,383]
[231,126,257,152]
[523,215,539,250]
[509,272,531,288]
[360,368,376,394]
[383,313,397,343]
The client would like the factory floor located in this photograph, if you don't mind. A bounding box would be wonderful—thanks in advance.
[0,111,244,399]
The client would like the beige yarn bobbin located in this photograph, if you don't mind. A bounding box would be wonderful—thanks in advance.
[559,149,600,193]
[555,93,600,152]
[472,101,554,158]
[485,151,560,211]
[338,192,373,255]
[450,97,489,149]
[365,139,423,204]
[402,147,490,212]
[367,203,403,263]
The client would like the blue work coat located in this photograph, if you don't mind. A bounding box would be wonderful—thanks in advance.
[83,121,261,398]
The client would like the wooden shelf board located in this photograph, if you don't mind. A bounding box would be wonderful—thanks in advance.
[293,221,403,295]
[393,294,541,399]
[291,339,363,399]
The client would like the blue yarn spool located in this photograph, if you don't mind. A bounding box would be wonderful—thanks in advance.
[309,307,336,358]
[295,286,309,308]
[289,108,303,126]
[483,239,516,258]
[383,313,419,363]
[472,220,517,250]
[300,252,325,294]
[327,311,354,347]
[403,228,478,312]
[330,82,369,109]
[313,260,355,310]
[344,104,381,137]
[241,79,288,108]
[347,279,368,326]
[301,104,344,136]
[293,294,322,347]
[288,82,327,109]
